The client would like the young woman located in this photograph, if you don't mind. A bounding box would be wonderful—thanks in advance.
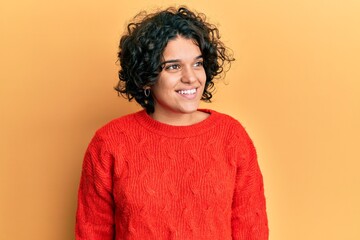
[76,6,268,239]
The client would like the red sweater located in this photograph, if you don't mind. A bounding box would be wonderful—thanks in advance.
[76,109,268,239]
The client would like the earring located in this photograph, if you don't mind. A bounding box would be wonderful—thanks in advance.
[144,88,150,97]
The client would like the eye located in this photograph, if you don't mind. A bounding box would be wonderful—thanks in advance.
[165,64,181,71]
[194,61,204,68]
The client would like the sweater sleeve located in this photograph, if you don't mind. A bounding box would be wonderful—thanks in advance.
[231,124,269,239]
[76,133,115,240]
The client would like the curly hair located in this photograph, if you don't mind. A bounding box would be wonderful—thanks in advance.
[115,6,234,113]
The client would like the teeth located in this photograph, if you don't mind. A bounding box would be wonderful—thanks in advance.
[177,89,196,95]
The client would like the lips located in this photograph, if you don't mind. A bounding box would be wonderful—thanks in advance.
[176,88,197,95]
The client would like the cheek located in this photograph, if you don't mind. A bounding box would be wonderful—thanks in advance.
[199,69,207,84]
[152,77,174,96]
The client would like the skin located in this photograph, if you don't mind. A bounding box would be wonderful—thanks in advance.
[149,36,210,126]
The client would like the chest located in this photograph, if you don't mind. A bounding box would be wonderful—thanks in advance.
[112,136,237,212]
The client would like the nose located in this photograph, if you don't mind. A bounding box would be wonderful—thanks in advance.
[181,66,197,83]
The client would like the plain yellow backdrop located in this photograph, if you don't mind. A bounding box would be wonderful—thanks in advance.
[1,0,359,239]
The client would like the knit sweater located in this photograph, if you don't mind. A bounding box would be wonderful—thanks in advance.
[76,109,268,240]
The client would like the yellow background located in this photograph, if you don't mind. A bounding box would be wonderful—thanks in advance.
[1,0,359,239]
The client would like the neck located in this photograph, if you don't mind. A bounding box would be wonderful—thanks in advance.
[150,110,209,126]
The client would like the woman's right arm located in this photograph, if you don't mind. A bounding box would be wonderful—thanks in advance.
[75,134,115,240]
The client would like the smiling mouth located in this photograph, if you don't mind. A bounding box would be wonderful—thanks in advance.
[176,89,197,95]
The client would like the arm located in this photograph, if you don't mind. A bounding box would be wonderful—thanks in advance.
[76,133,115,240]
[231,126,269,239]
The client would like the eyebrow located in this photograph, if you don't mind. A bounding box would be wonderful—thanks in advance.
[160,55,203,65]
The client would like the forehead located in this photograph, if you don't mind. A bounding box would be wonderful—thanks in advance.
[162,36,202,60]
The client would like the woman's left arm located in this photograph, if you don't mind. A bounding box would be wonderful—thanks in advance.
[231,125,269,239]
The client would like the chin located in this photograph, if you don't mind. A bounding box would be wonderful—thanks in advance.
[178,106,200,114]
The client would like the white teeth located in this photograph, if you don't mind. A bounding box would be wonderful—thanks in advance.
[177,89,196,95]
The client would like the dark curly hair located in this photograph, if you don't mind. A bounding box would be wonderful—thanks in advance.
[115,6,234,113]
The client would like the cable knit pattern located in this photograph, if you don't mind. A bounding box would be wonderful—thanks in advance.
[76,109,268,239]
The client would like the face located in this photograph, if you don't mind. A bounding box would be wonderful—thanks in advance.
[150,36,206,121]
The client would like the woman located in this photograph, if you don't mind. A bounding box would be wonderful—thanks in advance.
[76,6,268,239]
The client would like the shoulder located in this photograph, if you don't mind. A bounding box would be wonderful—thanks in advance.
[88,111,143,149]
[208,111,259,166]
[206,109,248,133]
[207,109,255,148]
[96,111,139,135]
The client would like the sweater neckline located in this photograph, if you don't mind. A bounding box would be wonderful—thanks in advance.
[134,109,220,138]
